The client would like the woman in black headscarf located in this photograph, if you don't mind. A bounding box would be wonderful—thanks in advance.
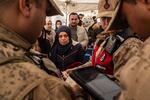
[49,25,85,71]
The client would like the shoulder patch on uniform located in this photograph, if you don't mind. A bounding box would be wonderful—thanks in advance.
[100,53,106,62]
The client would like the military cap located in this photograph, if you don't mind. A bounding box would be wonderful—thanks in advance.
[97,0,120,18]
[103,0,123,31]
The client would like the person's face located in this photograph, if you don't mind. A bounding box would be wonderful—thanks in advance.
[100,17,111,30]
[56,22,62,28]
[58,32,69,45]
[69,15,79,27]
[45,20,52,30]
[122,0,150,40]
[26,0,48,43]
[79,15,83,20]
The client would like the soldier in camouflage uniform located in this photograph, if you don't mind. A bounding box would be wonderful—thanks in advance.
[66,0,117,73]
[66,0,134,76]
[105,0,150,99]
[0,0,75,100]
[103,0,143,81]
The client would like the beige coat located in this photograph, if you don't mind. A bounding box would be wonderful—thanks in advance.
[70,26,88,49]
[0,26,75,100]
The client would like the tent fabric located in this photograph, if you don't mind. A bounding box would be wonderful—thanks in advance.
[66,3,98,13]
[55,0,99,13]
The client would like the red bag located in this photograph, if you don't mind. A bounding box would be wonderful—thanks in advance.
[92,35,122,75]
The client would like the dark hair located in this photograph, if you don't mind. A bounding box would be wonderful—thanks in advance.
[92,16,97,23]
[124,0,137,4]
[79,14,84,17]
[55,20,62,31]
[69,12,78,18]
[0,0,16,8]
[55,20,62,25]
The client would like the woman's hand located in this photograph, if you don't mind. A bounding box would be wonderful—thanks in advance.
[62,71,69,80]
[65,68,77,75]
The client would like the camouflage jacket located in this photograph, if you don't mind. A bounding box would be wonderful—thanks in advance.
[113,37,143,80]
[118,37,150,100]
[0,26,75,100]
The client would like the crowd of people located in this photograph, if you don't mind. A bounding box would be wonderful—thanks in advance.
[0,0,150,100]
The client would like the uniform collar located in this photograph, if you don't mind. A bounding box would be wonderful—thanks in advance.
[0,24,32,50]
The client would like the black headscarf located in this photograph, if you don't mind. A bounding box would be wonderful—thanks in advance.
[50,25,72,63]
